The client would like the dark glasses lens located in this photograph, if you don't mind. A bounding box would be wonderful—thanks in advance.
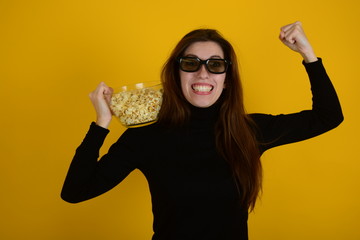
[178,57,230,74]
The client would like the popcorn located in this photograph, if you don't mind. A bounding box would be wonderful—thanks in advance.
[110,86,163,127]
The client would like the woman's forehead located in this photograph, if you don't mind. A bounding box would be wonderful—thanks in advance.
[184,41,224,59]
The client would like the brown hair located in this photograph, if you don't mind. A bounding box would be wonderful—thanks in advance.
[158,29,262,211]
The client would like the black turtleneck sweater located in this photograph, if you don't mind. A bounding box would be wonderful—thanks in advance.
[61,59,343,240]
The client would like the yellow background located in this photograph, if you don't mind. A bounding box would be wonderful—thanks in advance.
[1,0,359,239]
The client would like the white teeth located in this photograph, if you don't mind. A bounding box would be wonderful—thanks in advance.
[192,85,213,92]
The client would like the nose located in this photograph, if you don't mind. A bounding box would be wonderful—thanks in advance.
[197,63,210,78]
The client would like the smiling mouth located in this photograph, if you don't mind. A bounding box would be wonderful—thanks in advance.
[191,84,214,93]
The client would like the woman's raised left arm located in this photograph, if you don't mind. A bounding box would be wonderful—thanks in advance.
[251,22,344,153]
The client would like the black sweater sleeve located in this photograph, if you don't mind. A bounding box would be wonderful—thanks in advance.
[61,123,140,203]
[251,58,343,154]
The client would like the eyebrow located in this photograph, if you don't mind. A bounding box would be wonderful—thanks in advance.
[184,54,223,59]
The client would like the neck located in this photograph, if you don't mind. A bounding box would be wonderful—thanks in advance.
[188,101,221,127]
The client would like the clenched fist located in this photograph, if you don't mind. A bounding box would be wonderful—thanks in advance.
[89,82,114,129]
[279,21,318,63]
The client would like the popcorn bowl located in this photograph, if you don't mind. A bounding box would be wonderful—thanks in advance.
[110,81,163,128]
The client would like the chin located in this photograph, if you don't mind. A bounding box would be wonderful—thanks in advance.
[188,99,217,108]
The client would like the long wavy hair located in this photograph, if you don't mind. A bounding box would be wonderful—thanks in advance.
[157,29,262,211]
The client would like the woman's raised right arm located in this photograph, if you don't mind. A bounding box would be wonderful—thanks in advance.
[61,83,136,203]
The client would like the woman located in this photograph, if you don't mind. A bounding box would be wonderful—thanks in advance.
[61,21,343,240]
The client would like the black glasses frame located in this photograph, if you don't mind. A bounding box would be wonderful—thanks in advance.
[177,57,231,74]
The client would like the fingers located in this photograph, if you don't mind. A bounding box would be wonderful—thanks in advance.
[103,87,114,104]
[88,82,114,128]
[89,82,112,102]
[279,21,303,45]
[280,21,302,34]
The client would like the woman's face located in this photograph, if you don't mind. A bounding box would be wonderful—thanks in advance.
[180,41,226,108]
